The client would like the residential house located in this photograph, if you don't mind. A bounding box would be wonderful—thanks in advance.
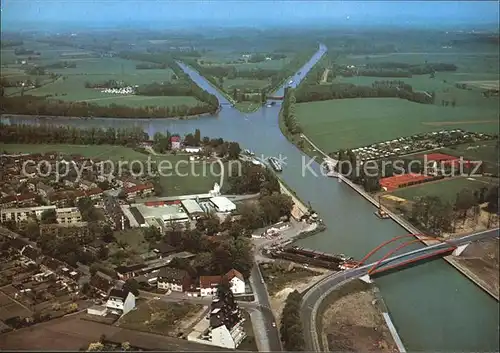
[124,183,154,200]
[157,267,191,292]
[206,291,245,349]
[90,271,115,295]
[171,136,181,150]
[199,269,246,297]
[79,180,97,191]
[85,187,103,201]
[115,263,147,280]
[0,205,56,223]
[105,288,136,315]
[184,146,202,154]
[152,241,177,258]
[56,207,82,224]
[225,269,245,295]
[199,275,224,297]
[37,182,54,198]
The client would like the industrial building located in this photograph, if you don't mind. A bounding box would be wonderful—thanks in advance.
[209,197,236,213]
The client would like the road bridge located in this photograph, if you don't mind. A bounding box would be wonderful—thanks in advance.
[301,228,499,352]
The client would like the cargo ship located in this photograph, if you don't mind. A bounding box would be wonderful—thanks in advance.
[268,157,283,172]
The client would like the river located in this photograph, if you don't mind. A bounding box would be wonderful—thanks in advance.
[1,43,498,351]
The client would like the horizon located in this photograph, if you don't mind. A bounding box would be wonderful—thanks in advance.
[1,0,499,32]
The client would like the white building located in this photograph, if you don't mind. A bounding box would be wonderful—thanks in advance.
[1,205,56,223]
[157,267,191,292]
[87,305,108,316]
[56,207,82,224]
[105,288,136,315]
[209,197,236,213]
[225,269,245,295]
[184,146,202,154]
[199,269,246,297]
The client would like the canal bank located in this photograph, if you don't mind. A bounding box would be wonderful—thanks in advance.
[2,45,498,352]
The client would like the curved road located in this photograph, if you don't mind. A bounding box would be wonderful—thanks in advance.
[301,228,500,351]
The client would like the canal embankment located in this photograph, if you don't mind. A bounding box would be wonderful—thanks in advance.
[316,279,400,353]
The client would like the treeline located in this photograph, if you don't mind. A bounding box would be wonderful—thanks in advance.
[0,122,147,146]
[136,63,168,70]
[118,51,219,110]
[15,48,40,56]
[281,88,302,135]
[296,82,435,105]
[0,95,214,119]
[280,290,305,351]
[338,62,457,78]
[44,61,77,69]
[336,149,382,192]
[1,40,24,48]
[409,186,498,235]
[85,80,128,89]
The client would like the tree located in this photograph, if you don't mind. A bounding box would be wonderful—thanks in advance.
[101,225,114,243]
[194,129,201,146]
[227,142,241,160]
[454,189,475,223]
[123,278,140,297]
[41,209,57,224]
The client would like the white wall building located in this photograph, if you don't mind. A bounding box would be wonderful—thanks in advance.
[105,289,136,315]
[209,197,236,213]
[226,269,245,295]
[1,205,56,223]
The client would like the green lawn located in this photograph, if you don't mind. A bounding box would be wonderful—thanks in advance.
[234,101,261,113]
[440,140,499,166]
[295,98,499,154]
[390,176,499,204]
[112,228,150,254]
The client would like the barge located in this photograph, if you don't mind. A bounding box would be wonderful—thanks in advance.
[268,157,283,172]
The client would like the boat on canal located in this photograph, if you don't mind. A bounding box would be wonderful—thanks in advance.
[268,157,283,172]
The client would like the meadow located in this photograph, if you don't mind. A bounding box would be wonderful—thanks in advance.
[223,77,270,91]
[293,48,499,154]
[295,98,499,154]
[1,41,201,108]
[389,176,499,204]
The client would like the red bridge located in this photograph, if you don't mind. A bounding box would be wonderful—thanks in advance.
[355,234,457,276]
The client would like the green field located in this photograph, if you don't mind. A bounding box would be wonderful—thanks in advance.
[0,144,222,196]
[2,42,201,108]
[234,101,261,113]
[390,176,499,203]
[295,98,499,153]
[440,140,499,166]
[223,78,270,91]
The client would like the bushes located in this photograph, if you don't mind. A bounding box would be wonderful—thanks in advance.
[280,290,305,351]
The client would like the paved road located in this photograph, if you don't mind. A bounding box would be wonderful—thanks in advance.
[301,228,499,351]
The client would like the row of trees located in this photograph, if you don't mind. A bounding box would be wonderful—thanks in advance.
[15,48,40,56]
[135,63,168,70]
[43,61,77,69]
[1,40,23,48]
[118,51,220,110]
[0,123,147,146]
[151,129,242,159]
[281,88,302,135]
[280,290,305,350]
[0,94,214,119]
[337,62,457,78]
[296,81,435,105]
[84,80,127,89]
[409,186,498,235]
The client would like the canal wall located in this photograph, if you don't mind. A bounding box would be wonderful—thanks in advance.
[336,173,499,301]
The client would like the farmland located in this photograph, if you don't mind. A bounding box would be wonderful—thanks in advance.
[389,176,499,204]
[1,41,204,110]
[295,98,499,154]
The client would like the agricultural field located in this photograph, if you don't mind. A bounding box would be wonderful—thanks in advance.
[295,98,499,154]
[440,140,499,166]
[1,41,201,108]
[389,176,499,204]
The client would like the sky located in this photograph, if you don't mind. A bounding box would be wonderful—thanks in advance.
[1,0,499,29]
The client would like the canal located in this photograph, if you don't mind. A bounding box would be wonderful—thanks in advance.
[2,44,498,351]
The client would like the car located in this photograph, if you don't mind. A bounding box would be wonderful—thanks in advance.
[261,279,264,284]
[272,322,276,327]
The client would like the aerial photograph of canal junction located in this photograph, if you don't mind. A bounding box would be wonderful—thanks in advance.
[0,0,498,352]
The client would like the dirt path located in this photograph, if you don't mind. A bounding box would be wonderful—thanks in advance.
[269,268,332,325]
[320,68,330,84]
